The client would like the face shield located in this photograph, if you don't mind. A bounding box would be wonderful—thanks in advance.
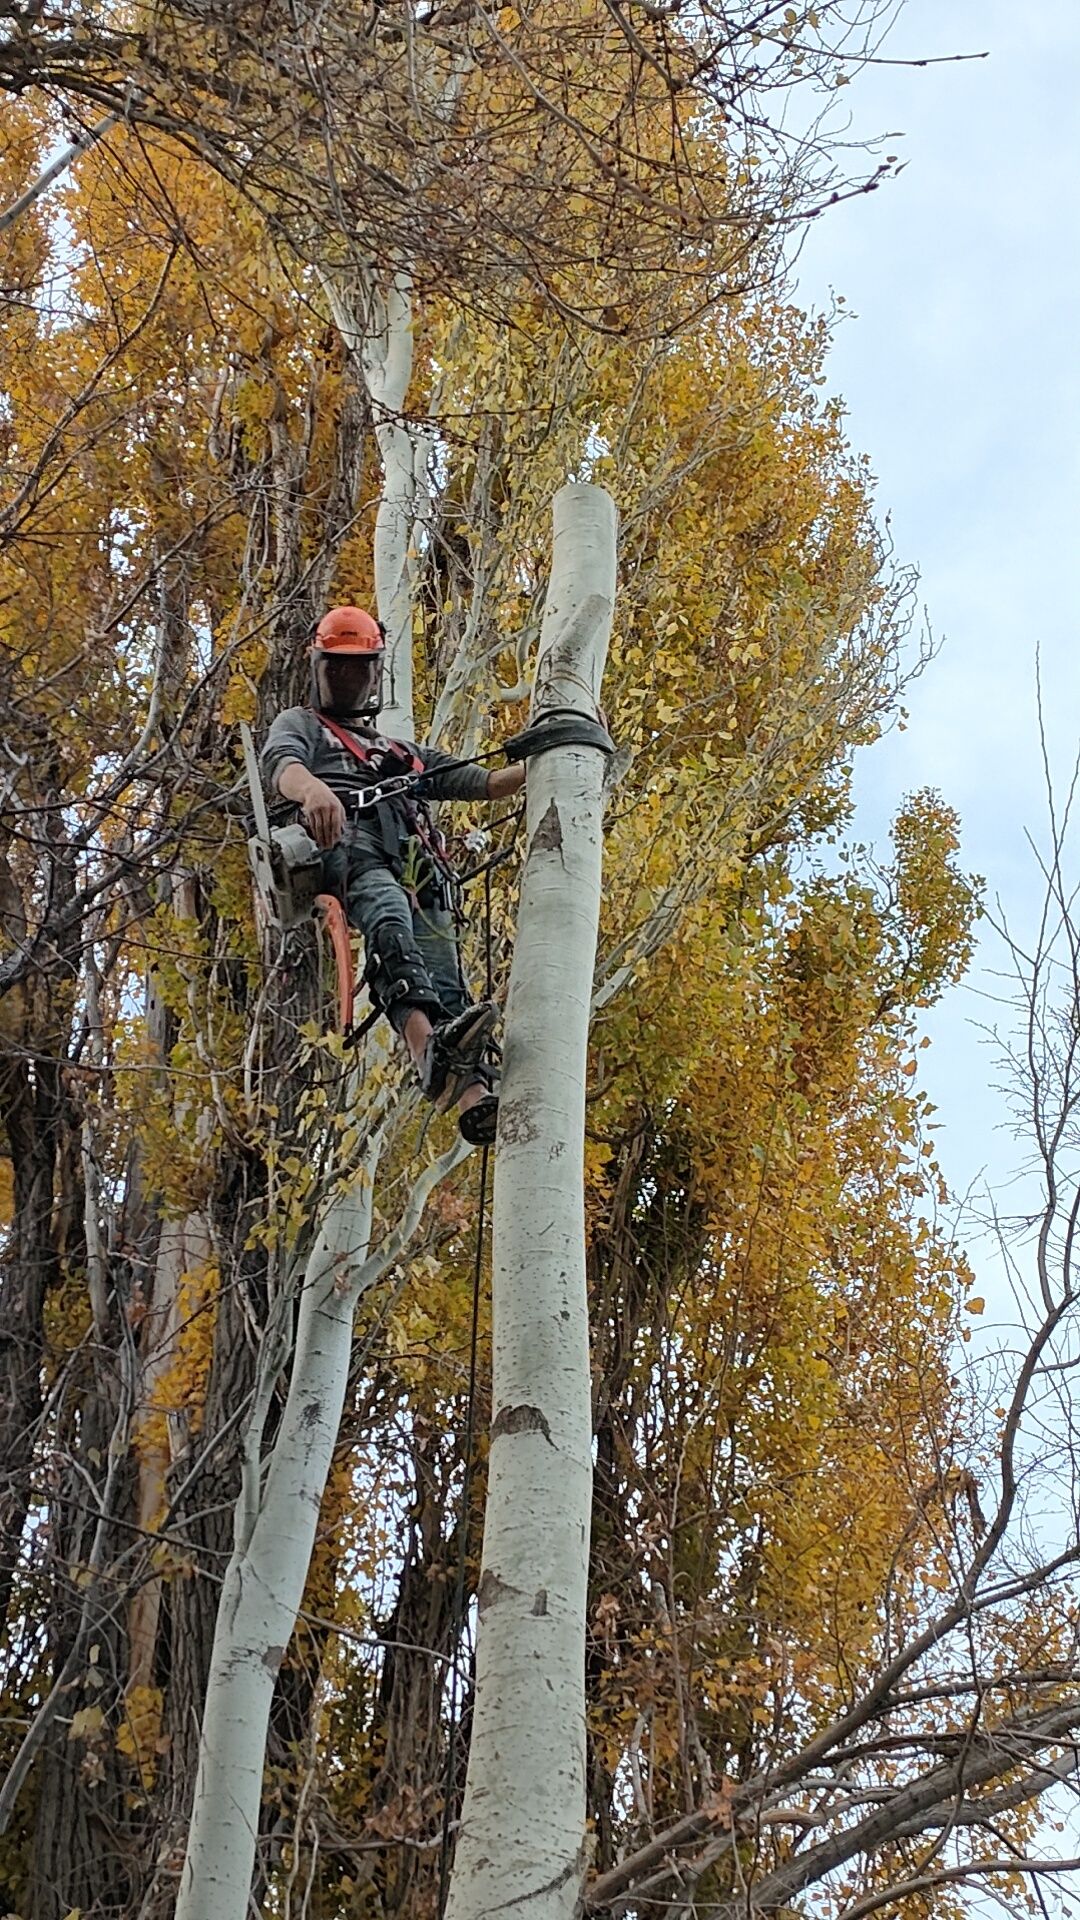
[314,651,384,718]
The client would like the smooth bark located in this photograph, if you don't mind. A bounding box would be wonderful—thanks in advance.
[174,1134,469,1919]
[323,269,431,740]
[174,1157,379,1920]
[445,482,618,1920]
[0,110,120,235]
[129,876,213,1695]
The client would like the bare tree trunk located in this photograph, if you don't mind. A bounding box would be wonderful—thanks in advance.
[0,784,75,1641]
[172,267,444,1916]
[0,1054,59,1636]
[0,110,120,236]
[445,482,618,1920]
[173,1131,468,1919]
[173,1161,378,1919]
[322,269,432,741]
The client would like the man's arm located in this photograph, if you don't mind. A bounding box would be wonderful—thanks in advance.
[418,742,527,805]
[276,762,346,850]
[288,759,517,842]
[260,710,346,850]
[486,764,526,802]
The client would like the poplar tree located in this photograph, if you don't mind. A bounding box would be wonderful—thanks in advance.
[4,12,1080,1920]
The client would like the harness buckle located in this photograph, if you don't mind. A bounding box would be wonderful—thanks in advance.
[342,774,418,818]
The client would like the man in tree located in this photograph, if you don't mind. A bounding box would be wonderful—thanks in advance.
[261,606,525,1143]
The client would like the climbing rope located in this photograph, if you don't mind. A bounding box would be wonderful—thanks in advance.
[483,864,495,1000]
[435,848,500,1911]
[436,1135,489,1916]
[345,704,615,819]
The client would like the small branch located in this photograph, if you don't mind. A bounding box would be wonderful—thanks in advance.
[840,1852,1080,1920]
[0,109,122,235]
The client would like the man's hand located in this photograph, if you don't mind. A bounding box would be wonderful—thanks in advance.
[302,782,347,849]
[276,764,346,849]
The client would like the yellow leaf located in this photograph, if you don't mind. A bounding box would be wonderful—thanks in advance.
[68,1706,105,1742]
[966,1296,985,1315]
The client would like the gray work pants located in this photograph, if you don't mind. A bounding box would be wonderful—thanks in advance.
[321,827,469,1033]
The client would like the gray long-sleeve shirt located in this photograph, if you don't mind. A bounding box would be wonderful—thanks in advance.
[260,707,491,806]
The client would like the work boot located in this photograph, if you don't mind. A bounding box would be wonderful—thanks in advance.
[419,1002,498,1106]
[457,1063,500,1147]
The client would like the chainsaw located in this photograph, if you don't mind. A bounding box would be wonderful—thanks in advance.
[240,722,354,1030]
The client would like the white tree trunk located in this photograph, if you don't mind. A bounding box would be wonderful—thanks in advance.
[177,266,452,1914]
[0,110,121,236]
[128,1211,211,1693]
[130,877,213,1695]
[362,272,422,740]
[322,268,428,740]
[445,482,618,1920]
[173,1159,380,1920]
[173,1130,466,1919]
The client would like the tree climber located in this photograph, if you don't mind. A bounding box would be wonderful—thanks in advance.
[261,606,525,1144]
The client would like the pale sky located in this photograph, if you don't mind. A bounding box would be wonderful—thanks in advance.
[792,0,1080,1265]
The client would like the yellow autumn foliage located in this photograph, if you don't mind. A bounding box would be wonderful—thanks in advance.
[0,28,1048,1920]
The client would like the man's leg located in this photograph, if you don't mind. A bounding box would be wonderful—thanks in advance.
[411,900,472,1022]
[412,899,498,1129]
[343,858,494,1105]
[344,861,445,1035]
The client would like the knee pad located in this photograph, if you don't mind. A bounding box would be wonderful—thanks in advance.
[363,925,443,1025]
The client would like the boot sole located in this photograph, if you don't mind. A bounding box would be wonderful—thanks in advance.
[426,1004,498,1106]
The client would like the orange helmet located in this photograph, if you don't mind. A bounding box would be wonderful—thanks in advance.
[313,606,384,655]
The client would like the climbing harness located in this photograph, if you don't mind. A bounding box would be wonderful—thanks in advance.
[313,711,426,786]
[313,710,459,906]
[340,773,421,815]
[241,720,357,1027]
[307,713,499,1044]
[242,700,612,1046]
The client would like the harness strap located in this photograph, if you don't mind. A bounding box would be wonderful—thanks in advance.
[312,709,429,876]
[312,710,460,897]
[311,710,425,780]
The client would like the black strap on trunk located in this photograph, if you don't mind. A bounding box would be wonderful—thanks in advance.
[503,706,615,762]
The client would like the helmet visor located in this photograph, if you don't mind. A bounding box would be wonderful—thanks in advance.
[316,652,383,716]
